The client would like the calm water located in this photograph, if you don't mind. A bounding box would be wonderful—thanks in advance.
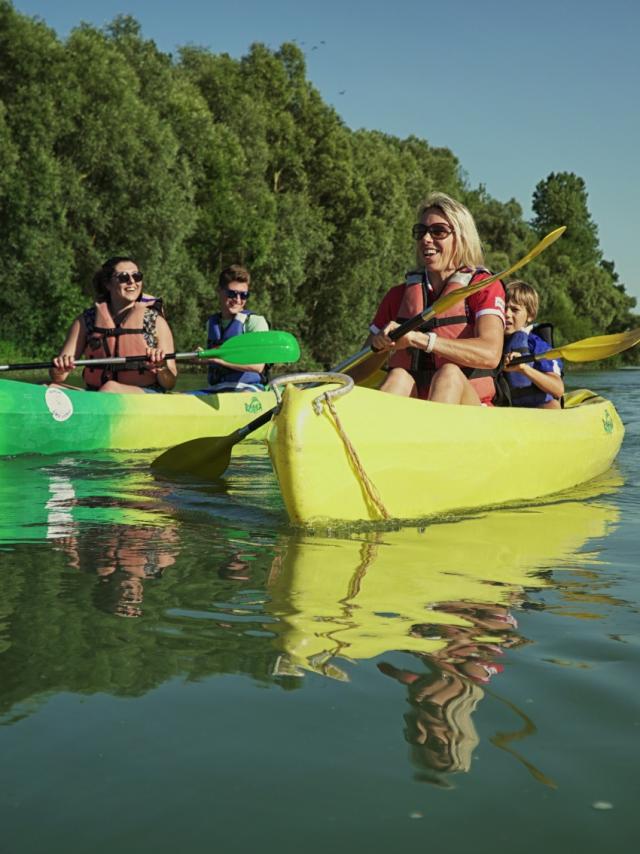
[1,370,638,853]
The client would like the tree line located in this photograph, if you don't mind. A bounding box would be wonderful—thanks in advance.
[0,2,637,368]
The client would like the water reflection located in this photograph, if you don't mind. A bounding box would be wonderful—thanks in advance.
[0,454,174,542]
[0,449,624,790]
[0,451,280,721]
[267,495,620,784]
[376,601,521,784]
[64,526,180,618]
[0,454,180,618]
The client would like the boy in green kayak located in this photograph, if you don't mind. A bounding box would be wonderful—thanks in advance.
[194,265,270,393]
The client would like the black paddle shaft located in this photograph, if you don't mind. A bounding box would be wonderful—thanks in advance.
[0,352,192,372]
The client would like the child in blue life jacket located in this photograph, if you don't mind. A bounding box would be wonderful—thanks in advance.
[503,281,564,409]
[191,264,270,393]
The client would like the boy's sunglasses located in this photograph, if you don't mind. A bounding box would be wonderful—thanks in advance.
[115,271,143,284]
[223,289,250,301]
[412,223,454,241]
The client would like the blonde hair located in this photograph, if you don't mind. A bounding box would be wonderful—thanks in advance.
[416,192,484,270]
[506,281,539,323]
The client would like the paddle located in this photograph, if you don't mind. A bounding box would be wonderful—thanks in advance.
[335,225,567,380]
[152,227,566,480]
[0,331,301,372]
[509,326,640,366]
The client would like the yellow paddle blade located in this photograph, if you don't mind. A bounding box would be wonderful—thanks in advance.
[546,327,640,363]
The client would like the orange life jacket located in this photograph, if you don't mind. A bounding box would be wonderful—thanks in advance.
[81,297,163,390]
[388,268,499,403]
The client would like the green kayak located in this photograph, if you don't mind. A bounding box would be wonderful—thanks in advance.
[0,378,275,457]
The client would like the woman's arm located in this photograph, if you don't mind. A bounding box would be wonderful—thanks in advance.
[379,314,504,370]
[150,316,177,390]
[49,318,86,383]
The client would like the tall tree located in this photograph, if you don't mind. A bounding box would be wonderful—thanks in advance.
[530,172,635,340]
[531,172,601,267]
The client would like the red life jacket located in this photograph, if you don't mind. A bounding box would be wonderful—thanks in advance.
[388,268,499,403]
[81,298,163,390]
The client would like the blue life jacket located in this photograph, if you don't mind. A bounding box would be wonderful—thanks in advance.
[504,327,562,407]
[206,311,267,389]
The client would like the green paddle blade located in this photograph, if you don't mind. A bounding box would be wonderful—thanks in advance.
[198,331,300,365]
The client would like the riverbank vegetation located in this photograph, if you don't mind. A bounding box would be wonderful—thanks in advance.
[0,3,637,366]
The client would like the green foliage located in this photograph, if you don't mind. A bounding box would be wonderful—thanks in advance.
[0,3,637,365]
[526,173,637,349]
[532,172,601,266]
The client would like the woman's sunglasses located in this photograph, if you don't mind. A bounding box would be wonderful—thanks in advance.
[115,271,143,284]
[223,289,250,301]
[412,223,454,241]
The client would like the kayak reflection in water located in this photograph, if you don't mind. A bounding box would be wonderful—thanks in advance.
[378,600,522,784]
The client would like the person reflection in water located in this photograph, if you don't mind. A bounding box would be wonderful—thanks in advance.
[218,553,252,582]
[378,601,521,783]
[93,528,179,618]
[59,523,179,619]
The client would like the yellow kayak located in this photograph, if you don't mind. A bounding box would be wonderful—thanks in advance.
[266,374,624,526]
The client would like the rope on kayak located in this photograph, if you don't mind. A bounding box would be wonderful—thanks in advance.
[269,371,390,521]
[322,394,390,521]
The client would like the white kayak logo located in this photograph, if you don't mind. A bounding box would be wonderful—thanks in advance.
[45,387,74,422]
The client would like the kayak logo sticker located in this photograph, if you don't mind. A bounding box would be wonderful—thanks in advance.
[245,396,263,415]
[45,387,74,422]
[602,410,614,434]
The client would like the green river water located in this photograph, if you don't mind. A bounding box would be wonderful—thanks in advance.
[1,370,638,853]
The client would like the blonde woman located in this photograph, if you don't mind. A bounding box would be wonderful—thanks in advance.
[368,192,505,405]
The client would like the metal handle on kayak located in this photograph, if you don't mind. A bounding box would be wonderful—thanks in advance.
[269,372,354,413]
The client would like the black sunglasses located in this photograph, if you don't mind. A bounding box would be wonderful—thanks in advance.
[223,289,250,301]
[115,271,143,284]
[412,223,454,241]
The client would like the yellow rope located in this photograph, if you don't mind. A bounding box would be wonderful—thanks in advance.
[322,395,390,521]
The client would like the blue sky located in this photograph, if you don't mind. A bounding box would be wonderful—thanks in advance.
[11,0,640,303]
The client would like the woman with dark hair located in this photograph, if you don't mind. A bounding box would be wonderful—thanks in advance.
[50,256,177,393]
